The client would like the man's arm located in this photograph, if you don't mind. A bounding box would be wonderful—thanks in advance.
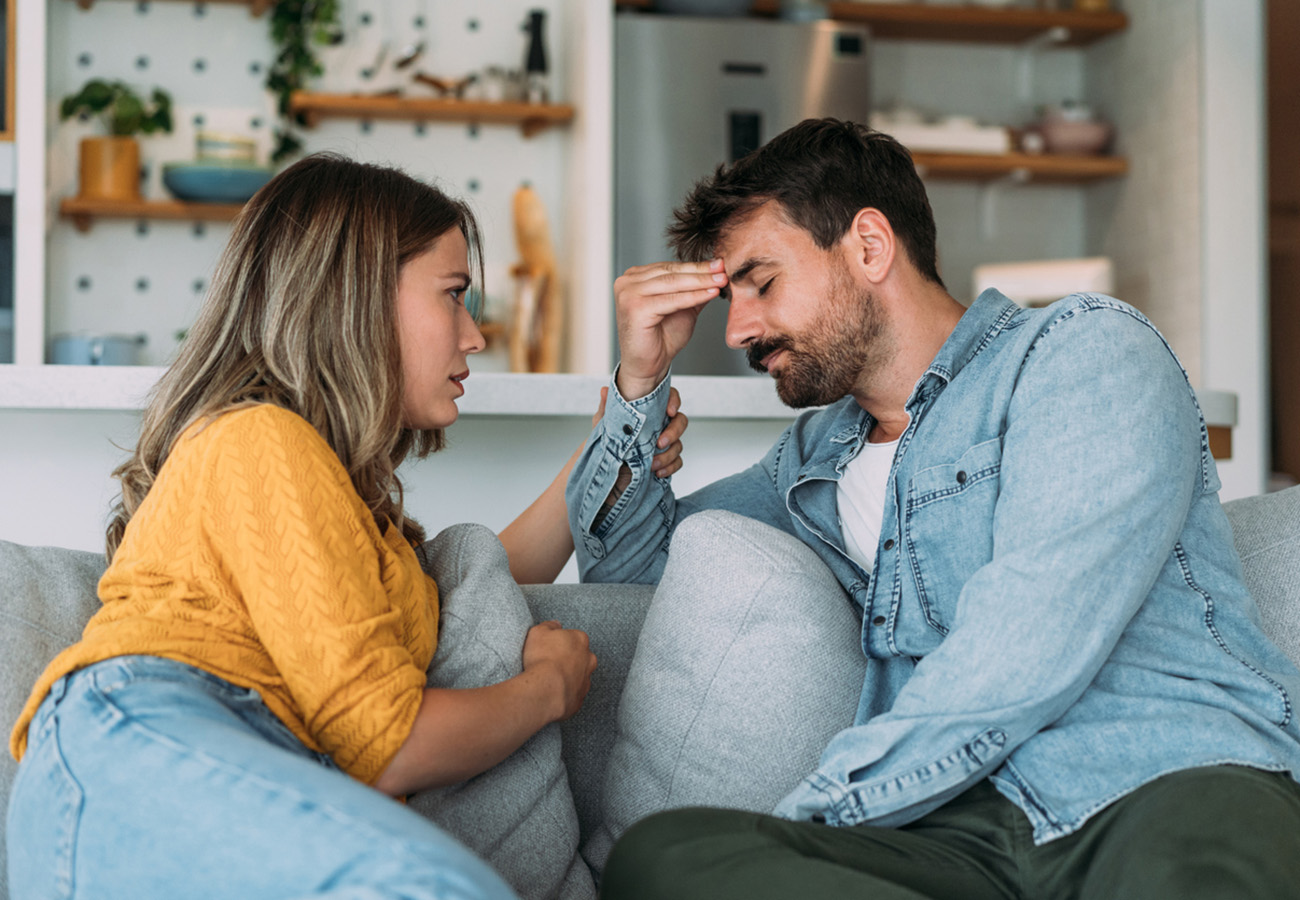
[775,304,1207,828]
[499,387,686,585]
[566,368,798,585]
[564,259,730,584]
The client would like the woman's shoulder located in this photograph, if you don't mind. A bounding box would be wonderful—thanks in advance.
[174,404,337,472]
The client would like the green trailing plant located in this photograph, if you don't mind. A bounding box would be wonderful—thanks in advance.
[267,0,341,163]
[60,79,174,137]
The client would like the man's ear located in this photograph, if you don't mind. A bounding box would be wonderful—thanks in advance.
[845,208,896,285]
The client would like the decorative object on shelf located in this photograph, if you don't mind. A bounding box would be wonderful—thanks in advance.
[523,9,550,104]
[972,256,1113,308]
[161,161,274,204]
[1025,100,1114,156]
[653,0,753,14]
[0,309,13,365]
[195,131,258,163]
[60,79,174,202]
[414,72,480,100]
[871,108,1012,155]
[509,184,562,374]
[51,332,147,366]
[266,0,341,163]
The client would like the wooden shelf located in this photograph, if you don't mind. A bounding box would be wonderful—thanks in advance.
[614,2,1127,47]
[59,196,245,232]
[911,150,1127,182]
[288,93,577,138]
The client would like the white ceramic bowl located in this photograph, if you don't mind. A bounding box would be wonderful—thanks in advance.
[1039,118,1114,155]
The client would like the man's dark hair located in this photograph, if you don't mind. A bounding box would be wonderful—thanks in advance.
[667,118,945,288]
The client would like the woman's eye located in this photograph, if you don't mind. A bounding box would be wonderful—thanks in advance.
[448,287,465,304]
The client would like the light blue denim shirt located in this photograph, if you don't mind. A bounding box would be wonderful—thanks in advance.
[566,289,1300,844]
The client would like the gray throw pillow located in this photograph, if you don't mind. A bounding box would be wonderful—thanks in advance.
[0,540,106,895]
[584,510,867,875]
[412,524,595,900]
[1224,484,1300,670]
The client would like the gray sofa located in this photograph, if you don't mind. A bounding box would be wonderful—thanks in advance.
[4,486,1300,899]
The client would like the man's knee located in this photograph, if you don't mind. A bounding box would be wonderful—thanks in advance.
[1084,767,1300,900]
[603,807,758,899]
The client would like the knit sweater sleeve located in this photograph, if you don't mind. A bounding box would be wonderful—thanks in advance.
[199,407,427,784]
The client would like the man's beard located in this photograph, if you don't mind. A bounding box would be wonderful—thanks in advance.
[745,268,886,409]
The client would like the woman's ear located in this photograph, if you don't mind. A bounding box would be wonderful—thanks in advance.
[845,208,896,285]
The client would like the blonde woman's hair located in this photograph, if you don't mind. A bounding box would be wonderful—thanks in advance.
[105,153,483,559]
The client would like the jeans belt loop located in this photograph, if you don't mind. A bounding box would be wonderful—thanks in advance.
[48,673,70,703]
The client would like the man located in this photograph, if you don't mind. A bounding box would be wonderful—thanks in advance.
[564,118,1300,899]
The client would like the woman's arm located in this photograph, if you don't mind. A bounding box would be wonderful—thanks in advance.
[498,386,687,584]
[372,619,597,796]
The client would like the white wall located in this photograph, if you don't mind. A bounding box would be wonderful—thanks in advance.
[0,408,788,581]
[1200,0,1268,499]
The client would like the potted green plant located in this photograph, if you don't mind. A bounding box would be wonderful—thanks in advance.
[60,79,174,201]
[266,0,341,163]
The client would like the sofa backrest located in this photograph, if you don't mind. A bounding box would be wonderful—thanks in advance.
[1223,485,1300,668]
[0,483,1298,896]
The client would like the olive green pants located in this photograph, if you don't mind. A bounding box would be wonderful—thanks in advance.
[601,766,1300,900]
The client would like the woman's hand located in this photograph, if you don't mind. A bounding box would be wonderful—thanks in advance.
[654,387,688,479]
[523,620,597,722]
[376,621,597,795]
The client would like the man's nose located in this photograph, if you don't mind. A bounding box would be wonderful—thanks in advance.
[725,296,760,350]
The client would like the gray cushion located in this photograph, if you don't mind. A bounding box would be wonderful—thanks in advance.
[1224,485,1300,669]
[522,581,655,852]
[0,541,105,894]
[410,524,595,900]
[583,509,868,875]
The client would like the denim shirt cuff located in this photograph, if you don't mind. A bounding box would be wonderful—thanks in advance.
[603,365,673,460]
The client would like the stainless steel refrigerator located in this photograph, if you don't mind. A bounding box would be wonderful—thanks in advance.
[614,13,872,376]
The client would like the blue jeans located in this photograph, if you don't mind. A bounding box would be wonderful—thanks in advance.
[6,655,517,899]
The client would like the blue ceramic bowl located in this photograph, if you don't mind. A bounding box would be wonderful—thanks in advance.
[162,161,274,204]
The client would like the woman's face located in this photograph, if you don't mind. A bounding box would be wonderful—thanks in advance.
[396,228,485,430]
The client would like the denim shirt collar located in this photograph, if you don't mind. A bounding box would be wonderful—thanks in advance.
[906,288,1022,412]
[819,288,1022,463]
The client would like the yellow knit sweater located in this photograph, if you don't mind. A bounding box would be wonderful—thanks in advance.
[9,405,438,785]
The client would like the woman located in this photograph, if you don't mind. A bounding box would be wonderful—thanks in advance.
[6,154,686,899]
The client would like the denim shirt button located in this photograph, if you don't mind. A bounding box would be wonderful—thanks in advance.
[872,615,886,626]
[883,539,895,551]
[811,813,827,825]
[622,423,635,436]
[956,470,967,483]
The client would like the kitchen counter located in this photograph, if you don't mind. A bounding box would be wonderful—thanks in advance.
[0,365,1238,430]
[0,366,796,419]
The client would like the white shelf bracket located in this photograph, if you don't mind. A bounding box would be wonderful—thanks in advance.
[1017,26,1072,102]
[978,169,1032,239]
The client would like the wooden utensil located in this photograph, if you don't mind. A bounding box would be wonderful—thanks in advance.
[509,184,562,372]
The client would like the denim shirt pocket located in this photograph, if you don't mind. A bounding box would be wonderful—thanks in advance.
[902,438,1003,636]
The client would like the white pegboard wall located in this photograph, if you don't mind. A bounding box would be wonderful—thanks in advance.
[46,0,575,369]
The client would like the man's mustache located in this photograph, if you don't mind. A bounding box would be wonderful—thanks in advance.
[746,337,795,374]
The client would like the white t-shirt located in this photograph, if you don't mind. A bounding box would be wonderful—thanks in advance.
[837,436,901,573]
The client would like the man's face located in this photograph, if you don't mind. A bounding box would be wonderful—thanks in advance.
[717,203,886,408]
